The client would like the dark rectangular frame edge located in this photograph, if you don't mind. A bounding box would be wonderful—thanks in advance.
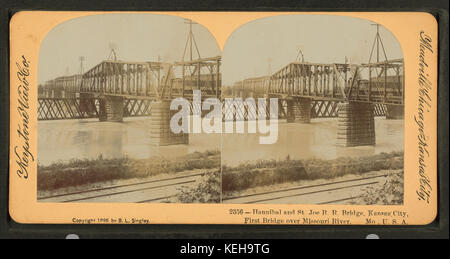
[0,0,448,239]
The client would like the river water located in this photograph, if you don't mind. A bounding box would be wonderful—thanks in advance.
[38,117,404,167]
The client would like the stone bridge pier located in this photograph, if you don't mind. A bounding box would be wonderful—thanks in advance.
[286,97,312,123]
[93,96,189,146]
[386,105,404,119]
[79,93,98,116]
[98,95,124,122]
[337,102,375,147]
[149,100,189,146]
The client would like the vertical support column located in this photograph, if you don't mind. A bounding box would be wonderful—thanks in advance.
[337,102,375,147]
[385,105,404,119]
[149,100,189,146]
[216,59,220,99]
[262,94,271,121]
[286,97,311,123]
[98,96,124,122]
[286,99,295,123]
[293,97,311,123]
[79,93,96,116]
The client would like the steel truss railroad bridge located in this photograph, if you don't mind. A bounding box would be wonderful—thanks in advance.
[38,56,221,118]
[38,57,404,147]
[228,58,404,146]
[229,59,404,116]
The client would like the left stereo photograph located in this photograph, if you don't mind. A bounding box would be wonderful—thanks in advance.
[37,13,222,204]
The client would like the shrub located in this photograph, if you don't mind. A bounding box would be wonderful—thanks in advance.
[174,171,221,203]
[351,171,404,205]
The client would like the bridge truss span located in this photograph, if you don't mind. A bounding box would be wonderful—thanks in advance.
[77,56,222,101]
[235,59,404,106]
[37,97,153,121]
[173,56,221,99]
[79,60,172,99]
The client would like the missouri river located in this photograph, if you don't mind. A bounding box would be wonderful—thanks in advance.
[38,117,404,167]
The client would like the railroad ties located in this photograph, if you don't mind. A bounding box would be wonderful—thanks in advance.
[223,171,390,204]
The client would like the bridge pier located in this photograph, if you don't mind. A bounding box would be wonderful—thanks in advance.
[337,102,375,147]
[286,97,311,123]
[149,100,189,146]
[99,96,124,122]
[386,105,404,119]
[79,93,97,116]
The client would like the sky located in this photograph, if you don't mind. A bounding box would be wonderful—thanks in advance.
[221,14,403,85]
[39,14,403,86]
[38,13,220,84]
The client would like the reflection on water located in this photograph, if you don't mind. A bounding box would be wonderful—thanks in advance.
[38,117,404,167]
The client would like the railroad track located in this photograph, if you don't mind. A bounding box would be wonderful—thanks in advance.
[38,171,205,203]
[222,174,388,204]
[39,171,389,204]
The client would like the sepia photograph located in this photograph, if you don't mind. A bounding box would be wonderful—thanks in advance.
[37,13,222,203]
[220,15,404,205]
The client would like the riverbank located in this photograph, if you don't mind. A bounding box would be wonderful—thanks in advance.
[222,151,403,194]
[38,150,220,192]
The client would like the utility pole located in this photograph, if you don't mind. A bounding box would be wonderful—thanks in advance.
[182,19,201,62]
[368,23,388,64]
[79,56,85,74]
[296,49,305,62]
[189,20,192,61]
[108,43,117,61]
[158,55,161,85]
[376,24,379,62]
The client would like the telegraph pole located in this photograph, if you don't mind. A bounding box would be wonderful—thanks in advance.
[79,56,85,74]
[182,19,201,62]
[296,49,305,62]
[158,55,161,85]
[108,43,117,61]
[368,23,388,64]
